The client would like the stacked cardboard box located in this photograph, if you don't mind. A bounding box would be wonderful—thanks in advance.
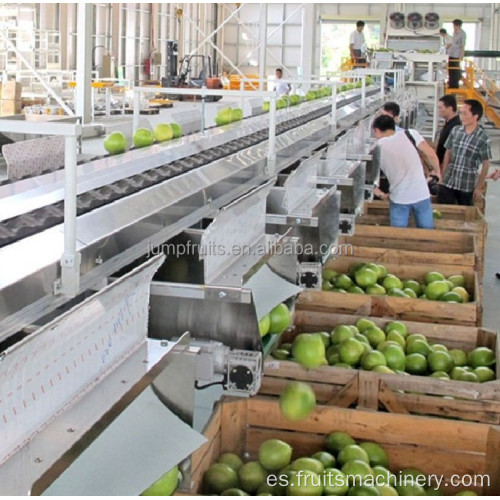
[1,81,22,116]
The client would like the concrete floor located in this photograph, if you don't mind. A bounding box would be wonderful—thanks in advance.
[480,130,500,329]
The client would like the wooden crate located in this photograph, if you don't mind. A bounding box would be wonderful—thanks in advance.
[260,310,500,424]
[360,201,487,269]
[300,256,481,326]
[183,397,500,495]
[340,224,477,270]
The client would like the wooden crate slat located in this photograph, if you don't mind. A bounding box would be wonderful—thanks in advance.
[246,398,489,452]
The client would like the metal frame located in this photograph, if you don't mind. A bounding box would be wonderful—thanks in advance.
[0,117,82,296]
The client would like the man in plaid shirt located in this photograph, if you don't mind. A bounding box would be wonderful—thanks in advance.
[437,99,492,205]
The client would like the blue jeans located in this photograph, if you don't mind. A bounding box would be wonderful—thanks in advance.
[390,198,434,229]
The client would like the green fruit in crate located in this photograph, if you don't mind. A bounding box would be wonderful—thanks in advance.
[361,350,387,371]
[406,339,431,357]
[467,347,496,367]
[451,366,468,380]
[272,349,290,360]
[348,285,366,294]
[441,291,463,303]
[354,267,377,288]
[221,488,249,495]
[395,482,426,496]
[338,445,370,466]
[335,362,353,369]
[350,262,368,274]
[170,122,183,138]
[363,263,384,279]
[402,280,421,295]
[387,288,408,298]
[384,321,408,337]
[364,326,386,347]
[430,371,450,379]
[335,274,354,290]
[383,344,406,371]
[444,279,455,291]
[372,465,396,485]
[331,325,355,344]
[433,209,443,218]
[359,442,389,468]
[403,288,417,298]
[355,333,372,348]
[349,326,360,334]
[312,451,336,469]
[268,303,291,334]
[378,340,402,353]
[456,371,479,382]
[406,333,426,347]
[258,314,271,337]
[238,461,267,493]
[474,366,495,382]
[103,131,127,155]
[153,123,173,142]
[452,286,470,303]
[322,468,349,495]
[290,457,325,475]
[218,452,244,472]
[430,344,448,352]
[377,264,388,278]
[287,470,323,495]
[332,287,348,293]
[382,275,402,290]
[257,479,286,496]
[292,333,327,368]
[133,127,154,148]
[280,381,316,421]
[326,344,339,357]
[339,338,365,366]
[318,331,331,348]
[322,279,334,291]
[428,351,454,373]
[425,271,445,284]
[141,465,180,496]
[405,353,428,375]
[328,353,340,365]
[356,318,376,333]
[386,330,406,349]
[341,460,373,486]
[378,485,399,495]
[372,365,394,374]
[204,463,239,494]
[258,439,292,471]
[448,275,466,287]
[366,284,386,295]
[448,349,468,366]
[348,485,380,496]
[325,431,356,454]
[323,268,338,282]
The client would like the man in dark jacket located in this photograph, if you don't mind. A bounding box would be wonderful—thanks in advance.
[436,94,461,173]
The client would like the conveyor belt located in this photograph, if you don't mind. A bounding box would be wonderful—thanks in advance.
[0,105,332,248]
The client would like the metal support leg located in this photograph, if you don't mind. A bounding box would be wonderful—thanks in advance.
[266,97,277,175]
[331,84,337,131]
[58,134,81,297]
[361,76,366,109]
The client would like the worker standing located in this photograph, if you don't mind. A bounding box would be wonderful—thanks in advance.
[275,68,291,97]
[448,19,466,89]
[438,99,492,206]
[349,21,366,69]
[436,94,461,173]
[439,28,451,55]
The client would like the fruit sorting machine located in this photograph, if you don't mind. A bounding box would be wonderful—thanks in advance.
[0,77,392,494]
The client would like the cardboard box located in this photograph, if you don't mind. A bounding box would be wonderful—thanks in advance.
[1,99,22,116]
[1,81,22,100]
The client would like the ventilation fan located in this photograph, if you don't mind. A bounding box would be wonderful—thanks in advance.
[389,12,405,29]
[424,12,440,30]
[407,12,423,30]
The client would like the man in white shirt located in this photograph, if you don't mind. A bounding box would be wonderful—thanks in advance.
[448,19,466,89]
[372,115,441,228]
[439,28,451,54]
[349,21,366,68]
[275,68,291,97]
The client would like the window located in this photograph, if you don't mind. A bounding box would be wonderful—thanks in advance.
[321,21,380,74]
